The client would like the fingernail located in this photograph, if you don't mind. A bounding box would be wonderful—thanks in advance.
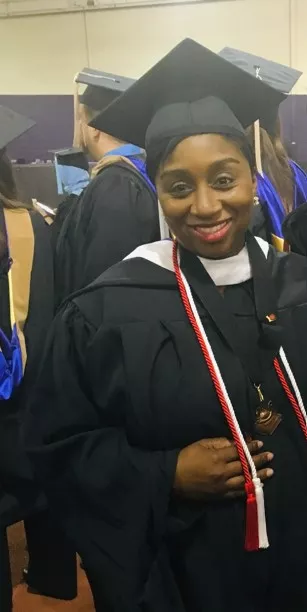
[266,468,274,477]
[257,441,264,448]
[267,453,274,461]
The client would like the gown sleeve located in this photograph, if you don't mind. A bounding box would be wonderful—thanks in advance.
[76,165,159,289]
[0,210,54,524]
[23,211,55,391]
[25,299,178,607]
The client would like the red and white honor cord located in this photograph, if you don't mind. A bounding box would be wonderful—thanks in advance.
[172,241,307,551]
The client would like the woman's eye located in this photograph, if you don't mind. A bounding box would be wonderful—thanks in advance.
[170,182,192,197]
[214,175,235,189]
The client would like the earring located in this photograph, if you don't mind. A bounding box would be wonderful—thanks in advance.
[253,196,260,206]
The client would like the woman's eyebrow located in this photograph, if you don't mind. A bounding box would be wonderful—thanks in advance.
[209,157,241,168]
[160,157,240,181]
[159,168,192,181]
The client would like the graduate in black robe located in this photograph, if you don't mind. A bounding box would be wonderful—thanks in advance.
[51,147,90,237]
[0,107,77,610]
[0,204,77,606]
[54,68,159,306]
[25,40,307,611]
[55,154,159,304]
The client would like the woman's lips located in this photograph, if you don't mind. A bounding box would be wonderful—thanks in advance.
[190,219,232,243]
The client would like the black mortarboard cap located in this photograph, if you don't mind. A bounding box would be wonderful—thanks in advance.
[51,148,89,172]
[76,67,135,111]
[219,47,302,94]
[219,47,302,134]
[90,38,286,149]
[0,105,35,151]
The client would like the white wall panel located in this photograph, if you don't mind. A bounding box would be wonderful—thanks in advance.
[0,0,305,95]
[0,11,88,93]
[86,0,290,79]
[291,0,307,93]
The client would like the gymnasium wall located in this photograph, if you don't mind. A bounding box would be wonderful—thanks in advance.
[0,0,306,94]
[0,0,306,164]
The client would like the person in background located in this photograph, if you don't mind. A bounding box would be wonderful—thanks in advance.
[52,146,90,228]
[247,119,307,249]
[48,147,90,305]
[0,106,77,610]
[54,67,159,306]
[25,41,307,612]
[219,47,307,250]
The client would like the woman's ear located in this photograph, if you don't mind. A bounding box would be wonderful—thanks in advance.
[92,128,101,143]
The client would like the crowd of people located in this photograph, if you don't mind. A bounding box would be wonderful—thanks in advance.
[1,38,307,611]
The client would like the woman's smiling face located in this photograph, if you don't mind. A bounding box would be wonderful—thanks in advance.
[156,133,256,259]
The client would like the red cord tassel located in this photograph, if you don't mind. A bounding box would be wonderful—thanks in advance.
[245,482,259,552]
[173,241,271,552]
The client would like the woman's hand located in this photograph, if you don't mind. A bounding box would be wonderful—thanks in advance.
[174,437,273,499]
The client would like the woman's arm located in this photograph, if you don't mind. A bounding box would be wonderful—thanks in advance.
[25,299,178,608]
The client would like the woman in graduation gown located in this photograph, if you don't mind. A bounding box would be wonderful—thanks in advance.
[25,40,307,612]
[247,119,307,250]
[0,128,77,608]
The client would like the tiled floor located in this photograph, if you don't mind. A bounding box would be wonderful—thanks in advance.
[13,569,94,611]
[9,522,95,611]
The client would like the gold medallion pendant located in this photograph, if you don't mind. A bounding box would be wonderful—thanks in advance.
[254,385,282,435]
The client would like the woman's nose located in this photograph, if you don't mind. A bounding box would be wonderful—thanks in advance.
[190,184,222,217]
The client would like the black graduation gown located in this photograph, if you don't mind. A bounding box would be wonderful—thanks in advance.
[283,201,307,255]
[0,207,54,524]
[249,200,271,243]
[54,160,159,307]
[0,206,77,606]
[25,241,307,612]
[51,193,79,248]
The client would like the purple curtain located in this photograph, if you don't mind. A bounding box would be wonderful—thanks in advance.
[1,94,307,169]
[0,95,74,163]
[279,95,307,170]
